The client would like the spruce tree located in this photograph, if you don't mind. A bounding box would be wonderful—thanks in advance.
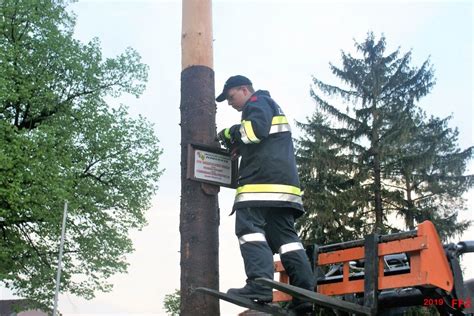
[297,32,472,238]
[384,113,473,240]
[295,112,372,244]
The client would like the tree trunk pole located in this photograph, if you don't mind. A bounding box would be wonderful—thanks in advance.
[371,104,383,233]
[180,1,220,315]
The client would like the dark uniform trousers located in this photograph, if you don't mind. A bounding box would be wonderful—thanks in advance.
[235,207,314,292]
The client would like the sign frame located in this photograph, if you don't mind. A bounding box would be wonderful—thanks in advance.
[186,143,238,188]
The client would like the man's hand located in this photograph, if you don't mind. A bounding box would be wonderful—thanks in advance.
[216,128,232,149]
[230,144,240,160]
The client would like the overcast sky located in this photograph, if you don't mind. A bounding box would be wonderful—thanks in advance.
[2,0,473,315]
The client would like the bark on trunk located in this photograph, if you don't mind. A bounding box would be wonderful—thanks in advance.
[180,1,219,314]
[180,66,220,316]
[371,105,383,233]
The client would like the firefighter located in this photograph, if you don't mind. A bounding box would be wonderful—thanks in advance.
[216,75,314,313]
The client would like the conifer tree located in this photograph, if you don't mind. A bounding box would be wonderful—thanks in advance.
[295,112,372,244]
[384,113,473,240]
[297,32,471,238]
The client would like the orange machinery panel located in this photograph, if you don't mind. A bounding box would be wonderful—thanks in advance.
[272,221,453,302]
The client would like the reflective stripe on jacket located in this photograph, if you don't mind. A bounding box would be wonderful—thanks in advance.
[227,90,304,215]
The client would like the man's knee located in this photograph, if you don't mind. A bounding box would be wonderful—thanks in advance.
[235,208,266,237]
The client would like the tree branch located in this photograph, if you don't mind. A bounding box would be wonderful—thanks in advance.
[15,223,51,267]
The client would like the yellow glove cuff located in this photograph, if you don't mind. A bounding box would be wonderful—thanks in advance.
[224,128,231,139]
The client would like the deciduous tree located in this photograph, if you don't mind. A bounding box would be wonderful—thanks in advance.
[0,0,163,309]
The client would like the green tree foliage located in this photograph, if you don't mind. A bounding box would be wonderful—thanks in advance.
[0,0,163,309]
[295,112,371,244]
[163,289,181,316]
[384,113,472,239]
[296,32,472,241]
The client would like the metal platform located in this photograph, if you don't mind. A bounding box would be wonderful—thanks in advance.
[256,278,372,315]
[195,287,296,316]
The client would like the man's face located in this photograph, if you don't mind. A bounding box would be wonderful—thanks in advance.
[226,86,249,112]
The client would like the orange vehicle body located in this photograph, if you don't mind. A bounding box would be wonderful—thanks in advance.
[272,221,454,302]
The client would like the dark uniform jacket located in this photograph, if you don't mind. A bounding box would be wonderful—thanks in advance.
[227,90,304,216]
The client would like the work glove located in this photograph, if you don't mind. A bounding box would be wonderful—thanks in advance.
[230,144,240,160]
[216,128,232,149]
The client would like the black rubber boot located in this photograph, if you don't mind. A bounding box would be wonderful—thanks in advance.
[281,250,315,314]
[227,280,273,303]
[229,236,274,302]
[280,250,314,291]
[288,300,313,314]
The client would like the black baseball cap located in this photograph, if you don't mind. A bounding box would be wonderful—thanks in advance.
[216,75,252,102]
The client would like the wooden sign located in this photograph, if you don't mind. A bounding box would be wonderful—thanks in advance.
[187,143,238,188]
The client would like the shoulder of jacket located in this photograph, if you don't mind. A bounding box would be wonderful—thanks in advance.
[249,95,258,103]
[246,93,273,107]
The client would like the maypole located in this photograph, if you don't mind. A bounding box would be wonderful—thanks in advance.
[180,0,220,315]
